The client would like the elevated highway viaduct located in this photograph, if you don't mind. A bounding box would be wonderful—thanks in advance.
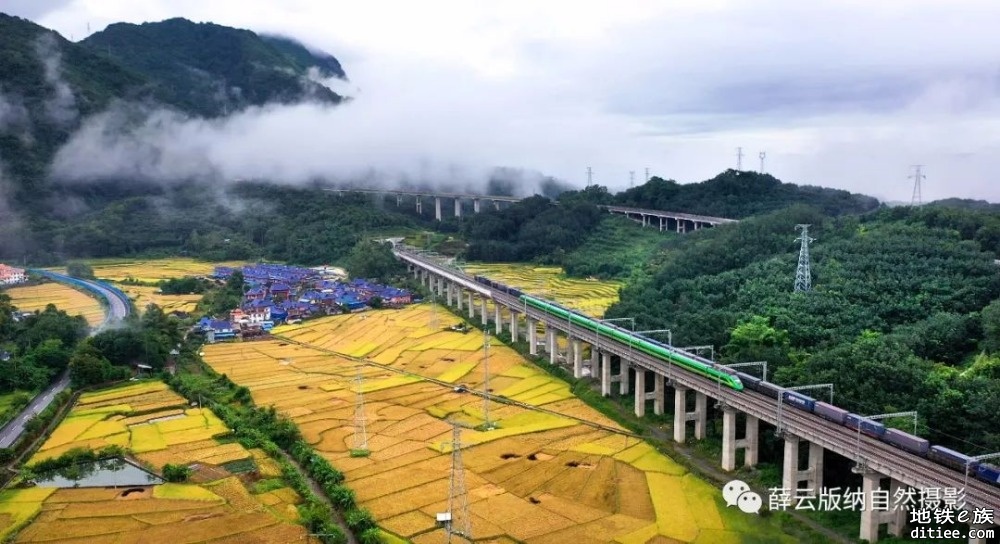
[393,245,999,543]
[329,188,736,232]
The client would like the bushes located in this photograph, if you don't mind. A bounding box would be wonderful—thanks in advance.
[162,463,192,482]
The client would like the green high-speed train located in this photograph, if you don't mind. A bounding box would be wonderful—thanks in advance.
[519,294,744,391]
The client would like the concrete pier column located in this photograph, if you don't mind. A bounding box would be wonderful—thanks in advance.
[480,298,487,326]
[510,311,519,343]
[493,200,500,210]
[693,392,706,439]
[454,199,462,218]
[456,288,463,311]
[659,217,665,232]
[547,329,557,364]
[721,409,761,471]
[446,282,454,306]
[416,198,423,213]
[650,373,664,415]
[673,385,688,443]
[600,352,611,396]
[434,197,442,221]
[744,415,759,467]
[412,267,419,279]
[859,472,906,542]
[528,318,538,355]
[634,370,647,417]
[782,435,824,496]
[494,304,502,334]
[396,194,403,207]
[619,361,630,395]
[572,338,583,378]
[473,199,481,213]
[590,345,598,369]
[467,293,474,318]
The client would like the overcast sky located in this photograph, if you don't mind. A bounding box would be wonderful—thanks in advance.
[6,0,1000,201]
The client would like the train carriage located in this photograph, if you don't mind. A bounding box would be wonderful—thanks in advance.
[782,391,816,412]
[928,445,980,473]
[813,401,848,425]
[845,414,887,438]
[882,428,930,456]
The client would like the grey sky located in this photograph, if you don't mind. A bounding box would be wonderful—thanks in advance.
[8,0,1000,201]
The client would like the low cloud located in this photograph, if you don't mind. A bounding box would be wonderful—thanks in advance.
[34,32,78,126]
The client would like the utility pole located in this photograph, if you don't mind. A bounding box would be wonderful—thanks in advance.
[759,151,766,174]
[736,147,744,171]
[794,224,814,292]
[909,165,925,206]
[350,365,370,457]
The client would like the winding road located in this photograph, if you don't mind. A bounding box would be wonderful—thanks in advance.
[0,273,131,448]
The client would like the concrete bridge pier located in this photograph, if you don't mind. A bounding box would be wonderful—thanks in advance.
[546,328,557,364]
[509,310,519,342]
[782,435,824,496]
[600,352,611,396]
[571,338,583,378]
[527,318,538,355]
[473,199,481,213]
[416,198,423,214]
[494,304,502,335]
[445,282,455,306]
[721,408,759,470]
[467,293,474,318]
[676,220,686,233]
[492,200,500,210]
[859,472,907,542]
[455,286,463,311]
[454,199,462,218]
[659,217,665,232]
[633,370,664,417]
[434,197,442,221]
[618,360,630,395]
[480,297,488,326]
[673,386,707,443]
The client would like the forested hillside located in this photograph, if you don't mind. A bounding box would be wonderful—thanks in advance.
[615,170,880,219]
[607,204,1000,453]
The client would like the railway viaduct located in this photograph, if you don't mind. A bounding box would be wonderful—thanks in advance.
[393,245,999,543]
[328,188,737,233]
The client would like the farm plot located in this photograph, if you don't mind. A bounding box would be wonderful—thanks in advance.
[463,263,621,317]
[202,304,796,543]
[119,285,203,314]
[51,258,246,283]
[3,381,306,542]
[4,283,104,327]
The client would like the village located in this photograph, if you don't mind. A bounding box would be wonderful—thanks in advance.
[198,263,414,342]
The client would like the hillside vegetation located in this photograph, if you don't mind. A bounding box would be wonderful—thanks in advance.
[607,204,1000,453]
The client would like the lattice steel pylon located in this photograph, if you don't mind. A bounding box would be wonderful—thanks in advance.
[446,424,471,542]
[350,366,370,457]
[794,224,814,292]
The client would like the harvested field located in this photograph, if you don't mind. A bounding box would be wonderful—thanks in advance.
[50,258,244,283]
[5,283,104,327]
[202,303,796,543]
[119,284,202,314]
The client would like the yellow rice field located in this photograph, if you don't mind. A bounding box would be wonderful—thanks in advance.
[463,263,621,317]
[4,381,307,543]
[52,258,245,283]
[119,284,203,314]
[4,283,105,327]
[203,304,795,543]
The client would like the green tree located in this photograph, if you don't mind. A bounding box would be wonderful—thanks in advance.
[981,298,1000,353]
[162,463,192,482]
[345,241,403,283]
[66,262,95,280]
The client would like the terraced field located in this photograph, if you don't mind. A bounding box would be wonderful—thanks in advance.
[53,258,245,283]
[462,263,621,317]
[4,283,105,327]
[202,304,795,543]
[120,284,203,314]
[1,381,306,543]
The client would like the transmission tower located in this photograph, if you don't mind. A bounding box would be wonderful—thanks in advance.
[445,424,471,542]
[644,167,650,183]
[794,224,814,292]
[351,366,370,457]
[629,170,635,188]
[736,147,744,171]
[909,165,925,206]
[586,166,593,185]
[759,151,766,174]
[482,331,494,430]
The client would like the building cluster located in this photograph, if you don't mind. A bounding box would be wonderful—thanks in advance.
[0,264,27,286]
[198,263,413,342]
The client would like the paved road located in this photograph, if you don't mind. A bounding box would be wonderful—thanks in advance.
[0,275,130,449]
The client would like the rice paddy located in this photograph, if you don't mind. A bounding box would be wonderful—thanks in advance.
[51,258,245,283]
[3,381,307,543]
[119,284,203,314]
[202,304,796,543]
[462,263,621,317]
[4,283,105,327]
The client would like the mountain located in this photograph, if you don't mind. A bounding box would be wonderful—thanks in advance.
[80,18,344,118]
[615,170,881,218]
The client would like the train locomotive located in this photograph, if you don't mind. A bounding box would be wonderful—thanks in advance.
[472,274,1000,488]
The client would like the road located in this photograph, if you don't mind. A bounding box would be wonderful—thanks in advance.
[0,275,130,449]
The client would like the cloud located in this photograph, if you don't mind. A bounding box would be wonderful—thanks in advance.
[20,0,1000,201]
[0,91,30,132]
[34,32,78,126]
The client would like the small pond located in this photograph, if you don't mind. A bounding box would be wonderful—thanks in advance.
[34,457,164,488]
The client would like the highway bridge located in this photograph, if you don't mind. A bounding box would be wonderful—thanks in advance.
[328,188,736,232]
[393,245,999,543]
[0,272,131,449]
